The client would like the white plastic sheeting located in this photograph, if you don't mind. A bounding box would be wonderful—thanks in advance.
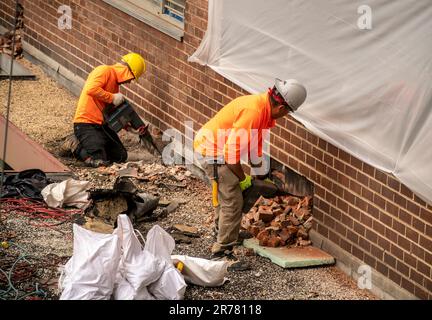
[189,0,432,204]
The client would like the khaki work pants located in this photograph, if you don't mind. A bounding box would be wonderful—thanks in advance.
[201,161,244,254]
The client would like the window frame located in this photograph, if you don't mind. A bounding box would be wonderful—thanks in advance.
[102,0,184,41]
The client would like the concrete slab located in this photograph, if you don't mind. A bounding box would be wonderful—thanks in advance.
[0,53,36,80]
[243,238,335,268]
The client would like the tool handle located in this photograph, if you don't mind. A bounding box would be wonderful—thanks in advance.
[212,180,219,207]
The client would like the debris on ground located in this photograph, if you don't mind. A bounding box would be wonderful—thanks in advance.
[171,224,200,237]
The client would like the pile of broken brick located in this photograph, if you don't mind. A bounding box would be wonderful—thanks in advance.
[0,4,24,58]
[241,195,313,248]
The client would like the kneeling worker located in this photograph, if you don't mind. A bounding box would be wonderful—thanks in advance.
[194,79,307,265]
[73,53,146,167]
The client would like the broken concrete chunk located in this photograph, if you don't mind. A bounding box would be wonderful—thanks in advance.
[166,201,179,213]
[173,224,199,237]
[171,231,192,244]
[297,239,312,247]
[118,167,139,178]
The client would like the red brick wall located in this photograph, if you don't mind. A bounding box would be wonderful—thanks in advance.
[1,0,431,298]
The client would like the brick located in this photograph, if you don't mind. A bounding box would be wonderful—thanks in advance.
[414,286,429,300]
[377,236,391,251]
[396,260,410,277]
[419,235,432,250]
[347,230,359,244]
[405,227,419,243]
[376,261,389,277]
[427,224,432,238]
[420,208,432,225]
[390,243,404,260]
[387,177,400,192]
[352,245,364,260]
[403,252,417,269]
[410,244,425,262]
[417,260,431,278]
[380,212,393,228]
[373,194,386,210]
[398,209,412,225]
[255,207,274,223]
[339,238,352,253]
[394,194,407,209]
[369,179,381,193]
[406,201,420,216]
[370,244,384,260]
[353,222,366,237]
[384,253,397,268]
[363,163,375,177]
[375,170,388,184]
[400,277,415,294]
[363,253,376,268]
[267,236,281,248]
[381,186,394,202]
[397,235,411,252]
[393,220,406,235]
[373,219,385,235]
[388,269,402,286]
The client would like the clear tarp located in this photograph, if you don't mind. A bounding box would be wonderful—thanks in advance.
[189,0,432,204]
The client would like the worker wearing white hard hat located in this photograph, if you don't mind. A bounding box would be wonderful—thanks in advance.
[193,78,307,268]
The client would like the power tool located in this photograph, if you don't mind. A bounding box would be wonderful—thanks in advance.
[103,100,162,156]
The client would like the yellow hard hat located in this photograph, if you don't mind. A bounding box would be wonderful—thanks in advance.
[121,53,146,80]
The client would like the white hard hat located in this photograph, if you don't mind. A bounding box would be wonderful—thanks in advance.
[274,79,307,112]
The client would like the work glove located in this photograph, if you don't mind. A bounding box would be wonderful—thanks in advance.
[264,178,275,185]
[112,93,125,106]
[239,174,252,191]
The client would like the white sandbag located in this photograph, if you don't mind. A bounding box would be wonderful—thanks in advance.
[145,225,186,300]
[60,224,121,300]
[148,265,186,300]
[172,255,229,287]
[144,225,175,261]
[114,215,166,294]
[114,278,155,300]
[42,179,90,209]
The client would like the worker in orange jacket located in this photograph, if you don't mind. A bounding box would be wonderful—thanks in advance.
[73,53,146,167]
[194,79,307,265]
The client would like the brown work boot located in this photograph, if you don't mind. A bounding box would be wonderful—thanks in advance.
[210,249,251,272]
[60,133,80,156]
[84,158,110,168]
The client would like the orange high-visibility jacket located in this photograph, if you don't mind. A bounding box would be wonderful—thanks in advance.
[194,93,276,164]
[73,64,134,125]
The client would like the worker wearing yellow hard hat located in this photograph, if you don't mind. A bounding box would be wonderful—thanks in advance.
[69,52,147,167]
[122,52,146,80]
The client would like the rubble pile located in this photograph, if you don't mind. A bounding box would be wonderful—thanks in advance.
[241,195,314,248]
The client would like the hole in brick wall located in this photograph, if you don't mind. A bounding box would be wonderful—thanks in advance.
[270,158,314,198]
[240,158,315,248]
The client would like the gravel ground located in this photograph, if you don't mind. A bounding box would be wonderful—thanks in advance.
[0,58,377,300]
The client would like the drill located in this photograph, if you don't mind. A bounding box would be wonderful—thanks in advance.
[104,100,162,156]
